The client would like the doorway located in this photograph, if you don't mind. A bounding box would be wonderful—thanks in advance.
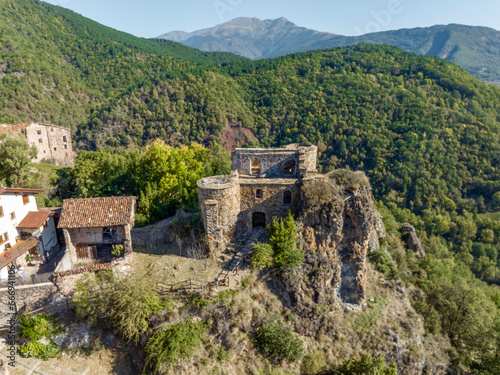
[252,212,266,228]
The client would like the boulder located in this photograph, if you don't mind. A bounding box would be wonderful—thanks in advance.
[400,223,426,258]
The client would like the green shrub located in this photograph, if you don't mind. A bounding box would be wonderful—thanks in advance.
[145,320,208,372]
[411,297,441,335]
[301,351,327,375]
[327,169,370,187]
[330,353,397,375]
[251,211,304,271]
[19,341,60,360]
[255,322,303,363]
[73,271,172,343]
[251,243,274,270]
[19,314,64,341]
[111,244,124,257]
[368,248,397,279]
[302,178,339,206]
[240,278,251,288]
[186,289,239,310]
[133,213,149,228]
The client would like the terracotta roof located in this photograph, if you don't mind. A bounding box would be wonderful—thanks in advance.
[0,122,71,135]
[58,197,136,229]
[0,123,29,135]
[0,187,44,195]
[38,207,62,217]
[17,211,50,229]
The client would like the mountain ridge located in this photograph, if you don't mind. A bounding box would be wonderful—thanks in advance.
[157,18,500,84]
[158,17,335,60]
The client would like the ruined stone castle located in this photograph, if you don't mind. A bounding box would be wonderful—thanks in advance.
[197,144,318,247]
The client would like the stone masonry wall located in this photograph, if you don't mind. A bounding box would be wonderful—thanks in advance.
[237,179,299,235]
[298,146,318,174]
[197,175,240,245]
[234,149,299,177]
[198,144,319,248]
[23,123,74,166]
[67,227,103,245]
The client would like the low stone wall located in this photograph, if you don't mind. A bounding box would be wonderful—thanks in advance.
[0,285,58,324]
[53,263,113,277]
[131,211,196,255]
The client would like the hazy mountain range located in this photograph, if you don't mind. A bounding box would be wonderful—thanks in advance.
[158,17,500,85]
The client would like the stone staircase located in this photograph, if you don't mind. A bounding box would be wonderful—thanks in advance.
[220,228,267,278]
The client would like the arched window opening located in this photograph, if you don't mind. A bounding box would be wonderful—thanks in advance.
[251,158,261,175]
[283,159,296,175]
[255,188,264,199]
[252,212,266,228]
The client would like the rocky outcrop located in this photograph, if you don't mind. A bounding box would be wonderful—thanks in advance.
[400,223,426,259]
[280,177,385,329]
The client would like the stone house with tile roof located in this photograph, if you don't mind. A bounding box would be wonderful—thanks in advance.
[0,122,74,166]
[58,197,136,266]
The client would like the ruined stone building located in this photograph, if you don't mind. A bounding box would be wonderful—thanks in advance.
[197,144,318,247]
[57,197,136,270]
[0,122,74,166]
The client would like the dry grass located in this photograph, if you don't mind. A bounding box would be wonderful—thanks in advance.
[1,346,134,375]
[9,249,450,374]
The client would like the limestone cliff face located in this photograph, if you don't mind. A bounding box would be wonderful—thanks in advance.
[281,177,385,323]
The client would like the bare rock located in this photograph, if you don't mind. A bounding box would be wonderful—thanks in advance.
[279,180,386,332]
[400,223,426,259]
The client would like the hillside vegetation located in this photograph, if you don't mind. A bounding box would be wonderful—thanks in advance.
[2,2,500,372]
[0,0,245,127]
[158,18,500,84]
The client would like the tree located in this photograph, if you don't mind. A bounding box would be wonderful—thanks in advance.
[491,192,500,211]
[269,211,303,270]
[144,320,207,373]
[135,141,210,223]
[251,211,304,271]
[0,131,37,186]
[250,243,274,270]
[255,322,303,363]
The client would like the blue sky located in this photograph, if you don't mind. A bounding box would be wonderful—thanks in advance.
[42,0,500,38]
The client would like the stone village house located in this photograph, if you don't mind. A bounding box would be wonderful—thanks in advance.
[197,144,318,249]
[56,197,136,271]
[0,122,74,166]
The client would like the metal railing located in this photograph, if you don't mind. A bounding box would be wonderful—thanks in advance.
[0,232,41,270]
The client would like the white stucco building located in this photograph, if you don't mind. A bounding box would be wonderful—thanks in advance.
[0,187,58,280]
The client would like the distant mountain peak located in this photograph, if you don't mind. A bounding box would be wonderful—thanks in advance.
[157,17,334,59]
[156,19,500,84]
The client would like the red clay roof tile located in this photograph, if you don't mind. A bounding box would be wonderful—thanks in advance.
[17,211,50,229]
[58,197,136,229]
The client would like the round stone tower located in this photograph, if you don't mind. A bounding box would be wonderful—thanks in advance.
[197,172,240,248]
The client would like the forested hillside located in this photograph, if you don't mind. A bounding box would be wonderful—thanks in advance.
[158,18,500,85]
[0,0,245,126]
[3,0,500,372]
[2,0,500,247]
